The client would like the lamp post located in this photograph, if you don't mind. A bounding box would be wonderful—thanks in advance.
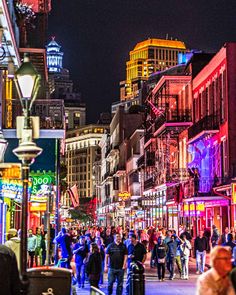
[13,54,42,293]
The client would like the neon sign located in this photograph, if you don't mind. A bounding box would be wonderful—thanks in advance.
[0,179,31,202]
[30,174,55,202]
[118,191,131,201]
[183,202,205,216]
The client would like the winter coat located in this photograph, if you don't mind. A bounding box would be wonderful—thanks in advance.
[5,237,21,270]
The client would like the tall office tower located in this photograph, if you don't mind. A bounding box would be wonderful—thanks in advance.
[46,38,86,129]
[120,38,186,101]
[19,0,51,48]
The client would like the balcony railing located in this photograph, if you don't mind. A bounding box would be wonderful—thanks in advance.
[137,155,144,168]
[188,114,220,140]
[144,177,155,190]
[9,99,65,129]
[184,176,231,197]
[154,109,191,132]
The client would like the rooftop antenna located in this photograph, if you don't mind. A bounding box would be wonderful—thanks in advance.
[166,33,169,40]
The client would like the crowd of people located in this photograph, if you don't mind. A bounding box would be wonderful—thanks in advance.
[3,223,236,294]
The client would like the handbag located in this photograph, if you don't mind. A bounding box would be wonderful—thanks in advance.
[158,257,165,263]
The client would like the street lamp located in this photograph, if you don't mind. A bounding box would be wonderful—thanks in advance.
[13,54,42,293]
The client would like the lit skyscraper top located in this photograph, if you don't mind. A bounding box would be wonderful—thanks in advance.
[46,37,63,73]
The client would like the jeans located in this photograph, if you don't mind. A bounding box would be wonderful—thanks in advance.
[75,262,85,286]
[126,268,131,295]
[166,257,175,278]
[196,250,206,273]
[181,256,189,278]
[157,263,165,280]
[108,268,124,295]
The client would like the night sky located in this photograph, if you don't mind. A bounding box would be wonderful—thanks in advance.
[48,0,236,123]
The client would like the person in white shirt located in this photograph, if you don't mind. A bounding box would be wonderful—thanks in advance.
[196,246,234,295]
[180,234,191,280]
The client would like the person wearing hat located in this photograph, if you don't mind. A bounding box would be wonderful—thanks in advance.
[5,228,21,270]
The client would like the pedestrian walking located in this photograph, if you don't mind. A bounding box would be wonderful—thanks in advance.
[86,243,102,289]
[35,227,43,266]
[194,231,208,274]
[0,244,21,295]
[166,235,178,280]
[222,233,236,252]
[73,235,89,288]
[5,228,21,270]
[27,229,37,268]
[180,234,191,280]
[211,225,220,248]
[105,233,128,295]
[152,236,168,281]
[95,237,105,285]
[174,234,182,279]
[54,227,72,269]
[197,246,234,294]
[126,233,147,294]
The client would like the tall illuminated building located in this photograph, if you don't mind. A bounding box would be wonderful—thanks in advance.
[120,38,186,101]
[46,37,86,129]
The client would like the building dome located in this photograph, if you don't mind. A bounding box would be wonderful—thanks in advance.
[46,37,64,73]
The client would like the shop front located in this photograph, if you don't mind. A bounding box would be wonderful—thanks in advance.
[29,171,56,232]
[181,196,229,237]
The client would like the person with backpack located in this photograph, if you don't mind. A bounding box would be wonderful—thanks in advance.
[152,236,168,281]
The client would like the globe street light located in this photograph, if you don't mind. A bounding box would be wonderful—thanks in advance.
[13,54,42,293]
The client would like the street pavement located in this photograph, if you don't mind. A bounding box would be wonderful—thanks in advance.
[72,253,204,295]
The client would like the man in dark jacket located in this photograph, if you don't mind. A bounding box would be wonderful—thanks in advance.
[166,235,178,280]
[194,231,208,274]
[0,244,21,295]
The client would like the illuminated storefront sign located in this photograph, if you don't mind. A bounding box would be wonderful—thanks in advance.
[30,202,47,212]
[30,173,55,202]
[183,202,205,216]
[0,179,31,202]
[232,184,236,204]
[118,191,131,201]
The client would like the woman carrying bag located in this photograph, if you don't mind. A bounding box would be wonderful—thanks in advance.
[152,236,168,281]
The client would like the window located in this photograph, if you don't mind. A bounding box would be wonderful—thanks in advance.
[148,49,154,59]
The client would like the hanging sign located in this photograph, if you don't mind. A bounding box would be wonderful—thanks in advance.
[30,173,55,202]
[118,191,131,201]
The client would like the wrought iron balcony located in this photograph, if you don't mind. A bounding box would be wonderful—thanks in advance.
[154,109,191,133]
[9,99,65,129]
[144,177,155,190]
[137,155,144,168]
[188,114,220,140]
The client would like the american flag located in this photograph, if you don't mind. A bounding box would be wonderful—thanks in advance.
[68,184,79,207]
[147,100,165,117]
